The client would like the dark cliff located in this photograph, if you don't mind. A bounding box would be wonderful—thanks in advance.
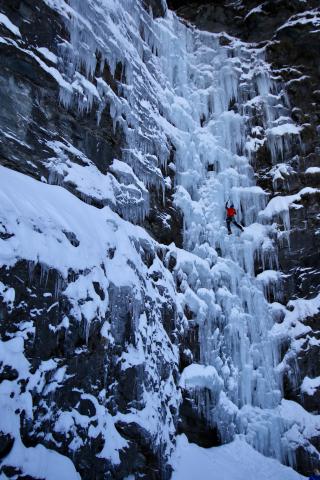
[0,1,181,479]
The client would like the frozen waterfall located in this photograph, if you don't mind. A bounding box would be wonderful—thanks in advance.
[155,16,297,463]
[46,0,315,471]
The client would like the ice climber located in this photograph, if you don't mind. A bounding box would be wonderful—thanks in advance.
[225,200,244,235]
[309,469,320,480]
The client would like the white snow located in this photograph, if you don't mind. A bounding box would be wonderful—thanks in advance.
[301,376,320,396]
[0,281,15,307]
[306,166,320,174]
[279,399,320,444]
[244,5,265,21]
[0,337,81,480]
[260,187,319,231]
[47,140,117,206]
[179,364,223,392]
[0,13,21,37]
[267,123,302,136]
[277,9,320,31]
[0,163,180,464]
[2,37,73,96]
[256,270,283,299]
[271,294,320,357]
[287,293,320,322]
[0,164,147,284]
[269,163,295,186]
[0,337,29,378]
[171,435,306,480]
[36,46,58,64]
[4,441,81,480]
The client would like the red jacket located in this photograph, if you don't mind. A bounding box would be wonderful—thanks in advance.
[226,207,236,217]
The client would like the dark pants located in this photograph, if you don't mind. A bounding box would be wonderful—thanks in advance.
[226,216,243,234]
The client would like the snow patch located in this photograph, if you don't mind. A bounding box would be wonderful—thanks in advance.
[0,13,21,37]
[301,376,320,396]
[179,364,223,393]
[171,435,306,480]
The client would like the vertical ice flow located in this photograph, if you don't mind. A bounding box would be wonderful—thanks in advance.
[53,0,307,467]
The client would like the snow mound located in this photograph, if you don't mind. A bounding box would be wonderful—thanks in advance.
[0,13,21,37]
[301,376,320,396]
[179,364,223,392]
[171,435,306,480]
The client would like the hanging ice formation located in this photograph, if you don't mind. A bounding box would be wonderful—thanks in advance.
[45,0,317,470]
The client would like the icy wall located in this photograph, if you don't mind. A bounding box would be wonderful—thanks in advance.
[0,0,319,479]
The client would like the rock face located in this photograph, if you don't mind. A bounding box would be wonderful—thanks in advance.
[0,0,319,479]
[0,1,181,479]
